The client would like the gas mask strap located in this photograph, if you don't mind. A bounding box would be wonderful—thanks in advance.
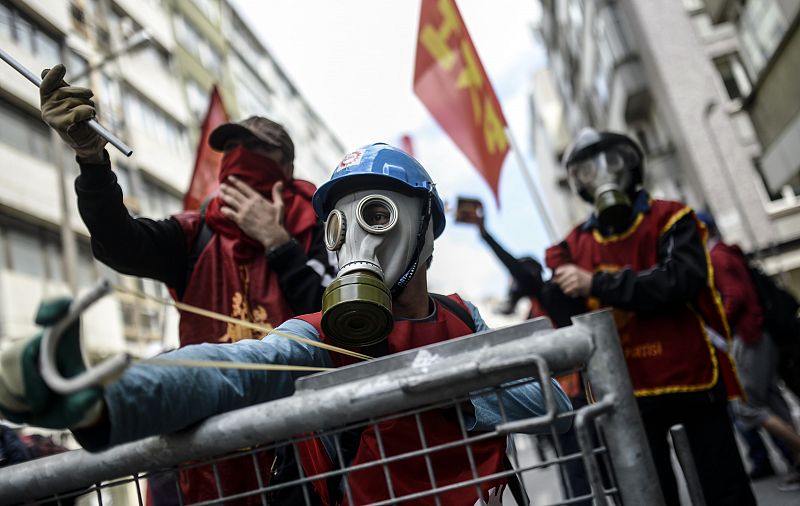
[391,191,433,296]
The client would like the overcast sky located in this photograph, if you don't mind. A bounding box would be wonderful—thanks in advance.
[231,0,551,305]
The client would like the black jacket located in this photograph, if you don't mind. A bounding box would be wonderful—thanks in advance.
[74,150,336,315]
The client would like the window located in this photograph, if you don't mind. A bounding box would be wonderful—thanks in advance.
[70,2,87,35]
[141,176,181,219]
[174,15,223,76]
[192,0,219,23]
[66,50,89,81]
[713,54,752,100]
[34,30,60,64]
[99,72,123,130]
[7,229,44,278]
[76,245,97,288]
[44,241,64,282]
[122,89,187,155]
[596,4,632,64]
[738,0,788,78]
[0,3,12,40]
[185,78,208,119]
[2,3,62,62]
[140,45,171,73]
[0,98,54,163]
[116,164,132,195]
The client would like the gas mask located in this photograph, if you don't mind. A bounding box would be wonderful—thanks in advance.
[566,143,640,230]
[321,189,434,347]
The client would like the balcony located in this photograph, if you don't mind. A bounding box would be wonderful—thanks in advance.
[604,57,650,126]
[703,0,740,24]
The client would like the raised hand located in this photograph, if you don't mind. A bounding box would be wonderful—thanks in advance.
[219,176,290,250]
[554,264,593,298]
[39,64,107,160]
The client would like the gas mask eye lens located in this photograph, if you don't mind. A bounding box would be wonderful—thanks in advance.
[324,209,346,250]
[356,195,398,234]
[604,150,625,172]
[570,161,596,185]
[364,202,390,226]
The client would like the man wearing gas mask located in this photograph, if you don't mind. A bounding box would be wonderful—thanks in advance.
[0,143,572,505]
[545,129,754,505]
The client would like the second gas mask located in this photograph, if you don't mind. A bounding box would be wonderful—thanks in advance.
[567,143,640,230]
[321,189,434,347]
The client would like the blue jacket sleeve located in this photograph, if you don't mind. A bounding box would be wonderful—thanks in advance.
[94,319,331,448]
[462,300,573,434]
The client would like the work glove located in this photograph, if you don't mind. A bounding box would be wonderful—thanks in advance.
[39,64,107,158]
[0,297,103,429]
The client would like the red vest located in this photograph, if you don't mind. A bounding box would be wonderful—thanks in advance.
[294,294,507,505]
[546,200,742,399]
[170,195,316,505]
[172,210,315,346]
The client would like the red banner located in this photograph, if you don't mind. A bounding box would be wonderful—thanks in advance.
[414,0,510,202]
[184,87,229,210]
[399,133,415,157]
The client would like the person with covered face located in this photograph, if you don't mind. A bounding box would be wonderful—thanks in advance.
[545,129,754,505]
[0,143,572,505]
[37,64,337,502]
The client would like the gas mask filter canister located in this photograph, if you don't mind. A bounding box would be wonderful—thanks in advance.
[320,190,432,347]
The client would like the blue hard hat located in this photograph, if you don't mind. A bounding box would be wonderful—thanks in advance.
[313,143,446,238]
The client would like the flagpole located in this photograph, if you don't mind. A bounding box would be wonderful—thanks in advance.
[504,125,558,243]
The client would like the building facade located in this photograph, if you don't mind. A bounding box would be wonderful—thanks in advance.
[531,0,800,294]
[0,0,345,360]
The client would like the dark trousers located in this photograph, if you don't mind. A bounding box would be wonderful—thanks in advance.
[638,381,756,506]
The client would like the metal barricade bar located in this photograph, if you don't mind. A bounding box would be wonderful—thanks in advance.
[578,310,666,505]
[0,309,665,506]
[670,424,707,506]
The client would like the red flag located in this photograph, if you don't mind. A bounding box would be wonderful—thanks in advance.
[414,0,509,202]
[184,87,229,210]
[399,134,415,157]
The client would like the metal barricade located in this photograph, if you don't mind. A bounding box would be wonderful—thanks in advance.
[0,310,664,505]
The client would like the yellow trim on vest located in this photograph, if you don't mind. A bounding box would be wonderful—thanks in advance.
[633,310,720,397]
[700,220,746,399]
[592,212,645,244]
[659,206,693,237]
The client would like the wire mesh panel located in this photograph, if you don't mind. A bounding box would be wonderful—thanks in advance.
[0,310,663,506]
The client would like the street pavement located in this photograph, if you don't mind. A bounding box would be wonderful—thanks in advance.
[497,431,800,505]
[752,475,800,505]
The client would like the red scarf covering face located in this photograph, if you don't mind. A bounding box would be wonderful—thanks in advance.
[204,146,318,260]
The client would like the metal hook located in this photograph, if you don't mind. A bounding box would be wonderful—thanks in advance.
[39,279,131,395]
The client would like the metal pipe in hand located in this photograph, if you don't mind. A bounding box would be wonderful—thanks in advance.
[0,46,133,157]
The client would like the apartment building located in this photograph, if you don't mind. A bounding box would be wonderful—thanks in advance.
[531,0,800,293]
[701,0,800,282]
[0,0,345,359]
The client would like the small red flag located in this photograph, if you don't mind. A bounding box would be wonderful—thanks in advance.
[414,0,510,202]
[399,134,415,157]
[184,87,229,210]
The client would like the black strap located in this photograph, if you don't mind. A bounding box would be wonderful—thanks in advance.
[391,192,433,296]
[430,293,477,333]
[181,199,214,300]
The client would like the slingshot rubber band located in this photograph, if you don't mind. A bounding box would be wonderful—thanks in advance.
[113,284,372,361]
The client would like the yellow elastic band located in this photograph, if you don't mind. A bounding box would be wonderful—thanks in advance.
[140,357,333,372]
[113,285,372,361]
